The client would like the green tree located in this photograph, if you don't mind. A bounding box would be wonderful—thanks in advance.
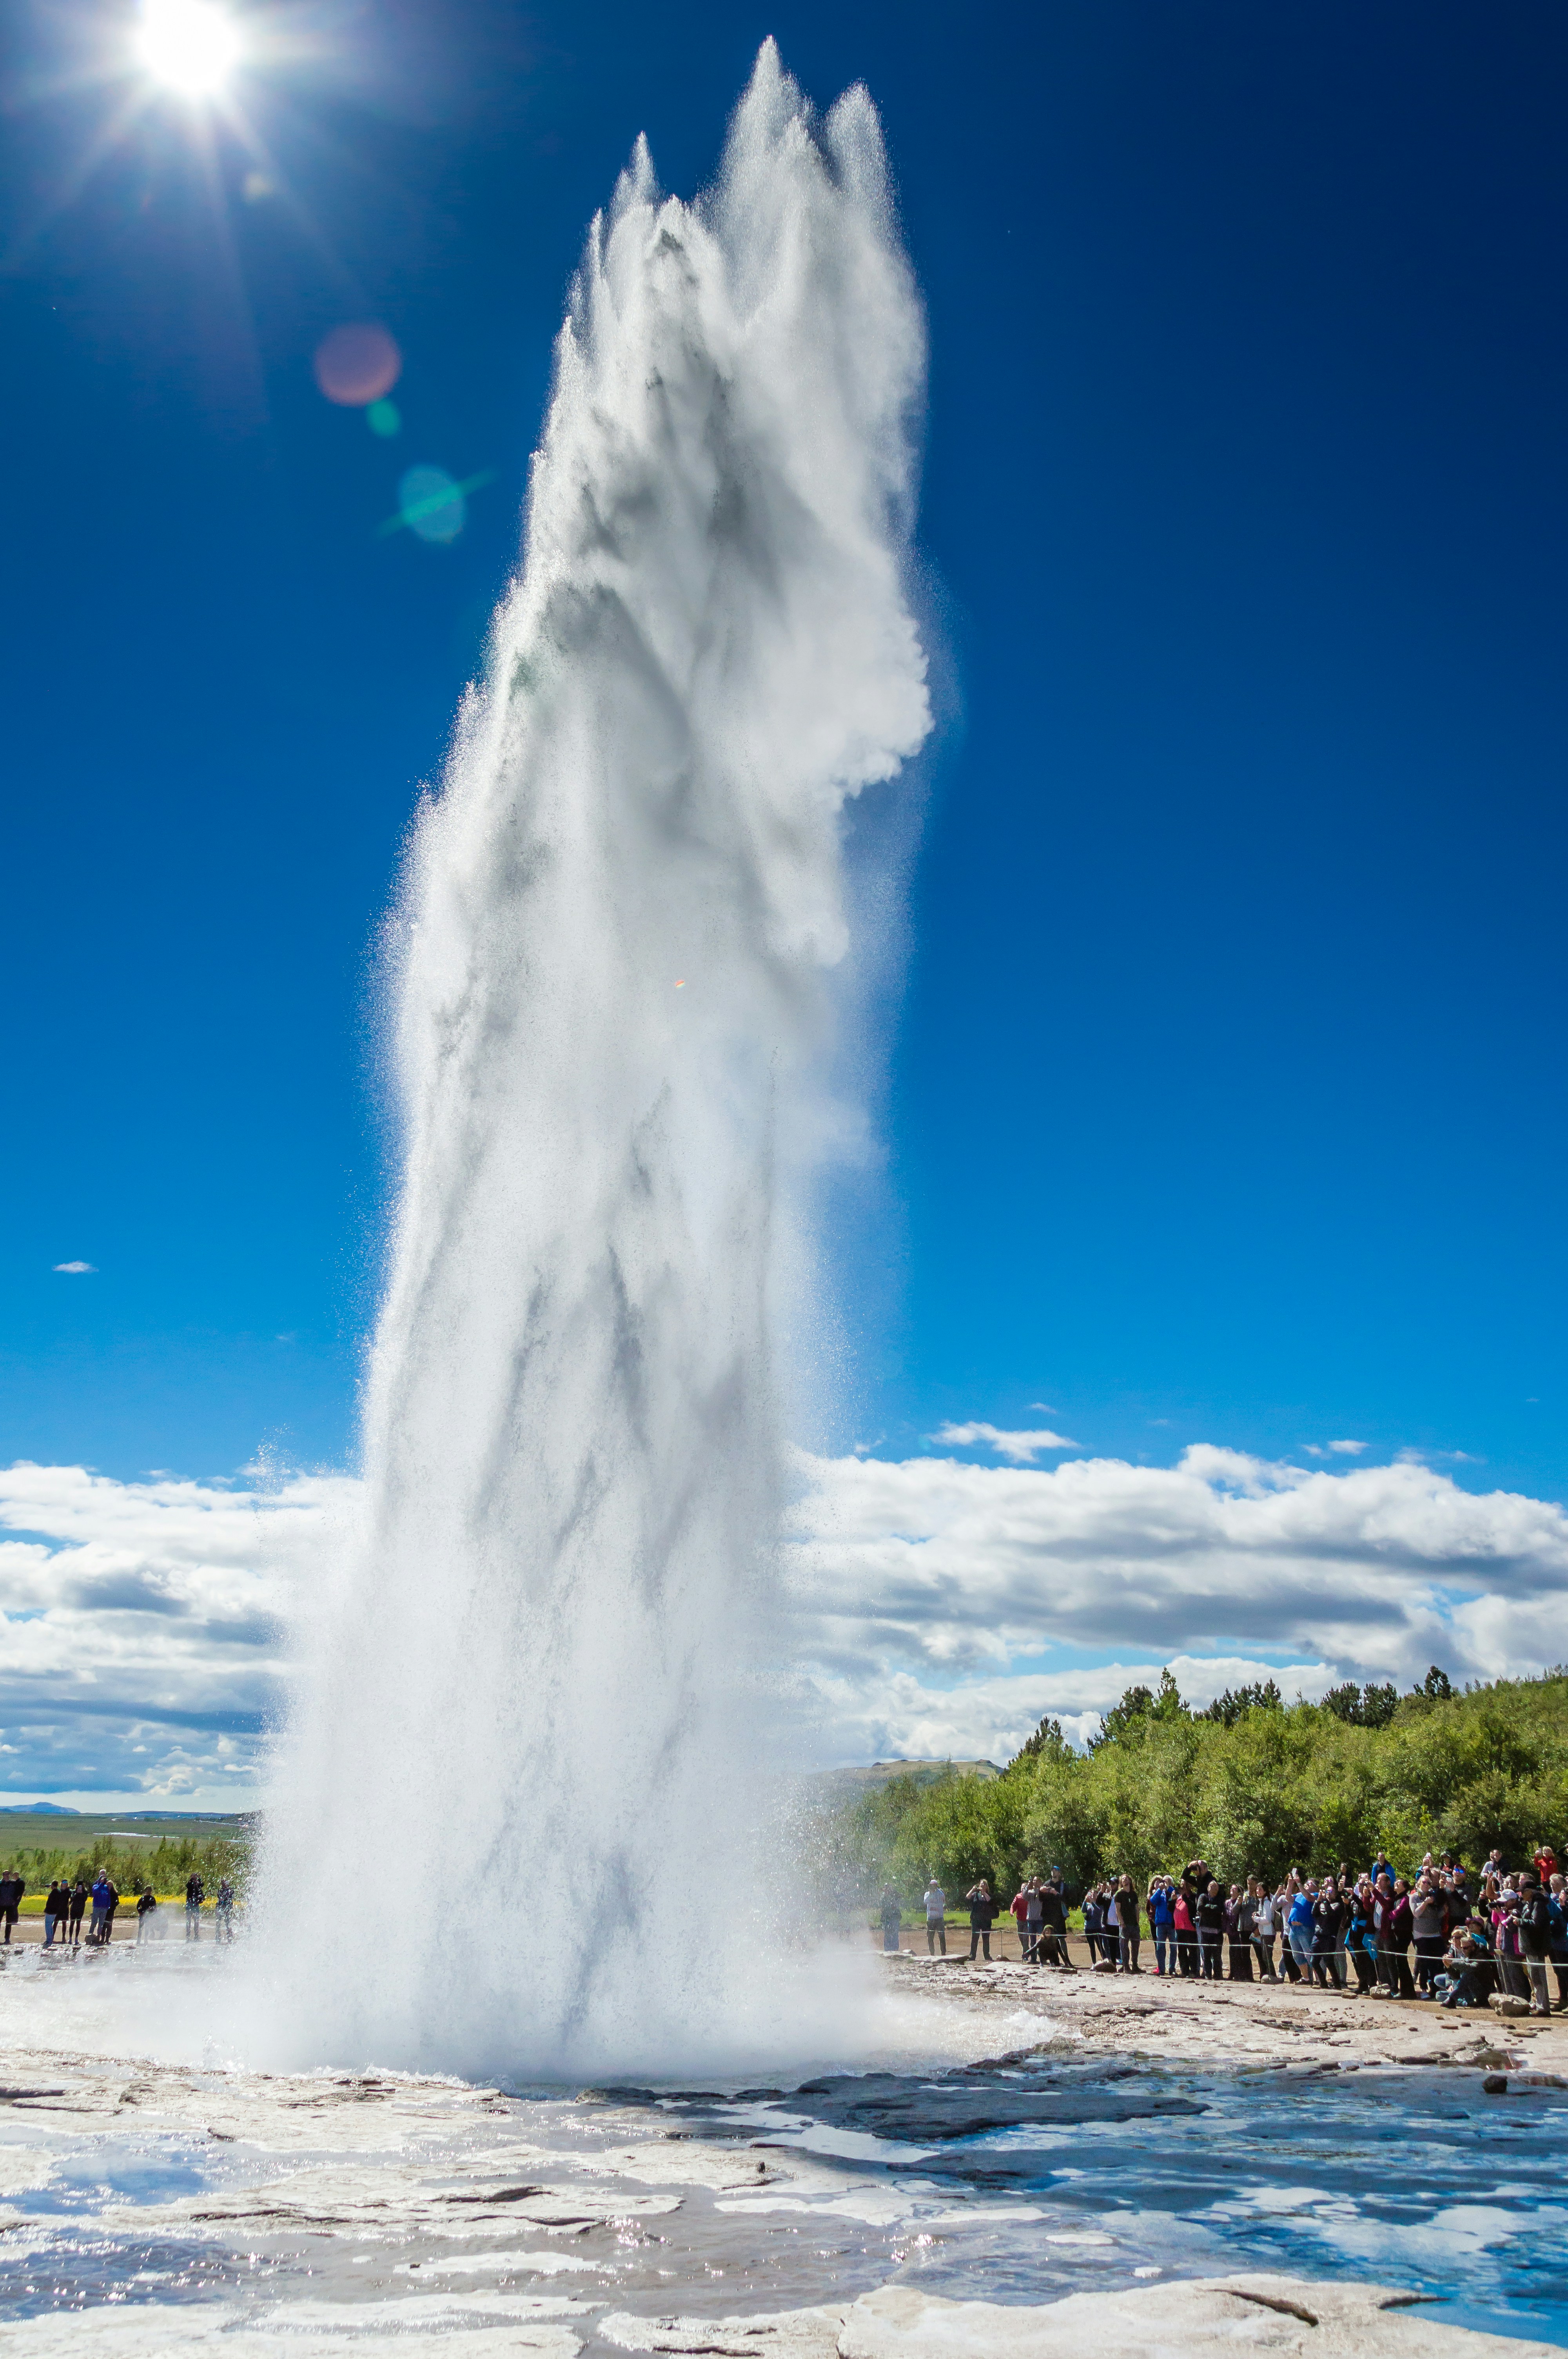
[820,1670,1568,1901]
[1009,1715,1069,1769]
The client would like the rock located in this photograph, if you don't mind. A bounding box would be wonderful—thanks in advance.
[778,2069,1204,2143]
[837,2274,1563,2356]
[598,2307,846,2356]
[4,2310,581,2354]
[574,2142,785,2191]
[566,2278,1568,2359]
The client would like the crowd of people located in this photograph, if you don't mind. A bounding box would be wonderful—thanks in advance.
[0,1869,238,1948]
[881,1843,1568,2017]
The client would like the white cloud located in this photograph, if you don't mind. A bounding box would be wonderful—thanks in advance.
[1328,1438,1369,1454]
[802,1656,1334,1768]
[51,1262,96,1275]
[0,1462,356,1803]
[931,1421,1081,1463]
[5,1436,1567,1797]
[784,1442,1568,1761]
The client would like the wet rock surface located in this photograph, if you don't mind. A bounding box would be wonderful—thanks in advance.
[2,1957,1567,2350]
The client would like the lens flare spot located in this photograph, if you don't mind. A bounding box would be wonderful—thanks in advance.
[367,400,402,438]
[314,323,402,407]
[136,0,241,96]
[674,979,686,987]
[398,465,465,544]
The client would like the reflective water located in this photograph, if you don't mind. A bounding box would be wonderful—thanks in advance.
[2,1965,1563,2349]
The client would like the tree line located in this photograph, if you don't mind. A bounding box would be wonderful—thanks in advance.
[0,1832,249,1897]
[828,1667,1568,1903]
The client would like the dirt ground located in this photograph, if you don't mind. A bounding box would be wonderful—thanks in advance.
[879,1936,1568,2074]
[0,1910,224,1949]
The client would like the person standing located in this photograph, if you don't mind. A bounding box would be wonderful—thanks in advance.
[878,1885,902,1954]
[1082,1884,1105,1964]
[1548,1873,1568,2011]
[1149,1876,1175,1975]
[1173,1881,1199,1976]
[1009,1880,1031,1958]
[1411,1877,1447,1996]
[185,1872,205,1940]
[1024,1878,1045,1963]
[1517,1874,1554,2017]
[135,1887,158,1944]
[216,1877,235,1942]
[1377,1876,1416,1999]
[87,1870,112,1946]
[1116,1876,1142,1972]
[1345,1880,1377,1993]
[1491,1886,1528,2000]
[1286,1882,1316,1981]
[1196,1879,1225,1981]
[67,1879,87,1946]
[923,1874,947,1956]
[1227,1884,1254,1980]
[1037,1875,1073,1969]
[965,1877,996,1961]
[102,1872,120,1946]
[0,1866,23,1945]
[1312,1878,1346,1988]
[43,1880,68,1949]
[1251,1880,1279,1981]
[1442,1870,1470,1943]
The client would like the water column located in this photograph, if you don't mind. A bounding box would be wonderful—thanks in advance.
[262,42,931,2077]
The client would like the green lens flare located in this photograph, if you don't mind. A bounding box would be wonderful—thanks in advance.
[377,469,495,543]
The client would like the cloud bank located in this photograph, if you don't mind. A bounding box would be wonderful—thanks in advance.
[0,1463,356,1806]
[1,1441,1564,1796]
[784,1442,1568,1761]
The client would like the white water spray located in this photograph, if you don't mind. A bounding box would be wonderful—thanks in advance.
[261,43,930,2077]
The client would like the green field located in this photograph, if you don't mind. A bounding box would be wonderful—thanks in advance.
[0,1812,252,1896]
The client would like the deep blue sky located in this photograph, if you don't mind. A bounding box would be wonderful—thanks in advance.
[3,1,1565,1498]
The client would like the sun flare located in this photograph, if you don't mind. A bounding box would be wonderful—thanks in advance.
[135,0,242,98]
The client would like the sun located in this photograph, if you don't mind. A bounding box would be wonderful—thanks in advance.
[134,0,243,99]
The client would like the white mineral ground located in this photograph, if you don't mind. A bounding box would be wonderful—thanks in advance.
[1,1950,1564,2355]
[885,1946,1568,2074]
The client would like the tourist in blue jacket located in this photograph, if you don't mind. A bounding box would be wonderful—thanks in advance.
[1148,1875,1176,1975]
[1345,1881,1378,1992]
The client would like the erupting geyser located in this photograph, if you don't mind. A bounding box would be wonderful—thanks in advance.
[260,42,931,2076]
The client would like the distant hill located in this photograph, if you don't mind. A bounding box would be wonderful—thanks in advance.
[807,1758,1002,1792]
[0,1803,78,1816]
